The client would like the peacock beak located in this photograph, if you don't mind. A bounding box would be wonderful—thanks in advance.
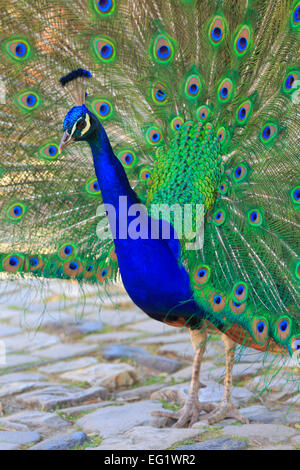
[59,130,74,154]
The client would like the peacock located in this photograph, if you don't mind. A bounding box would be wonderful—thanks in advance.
[0,0,299,428]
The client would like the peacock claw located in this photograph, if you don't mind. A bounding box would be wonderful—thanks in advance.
[153,396,216,428]
[206,401,249,425]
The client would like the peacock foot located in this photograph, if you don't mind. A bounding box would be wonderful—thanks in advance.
[206,401,249,425]
[153,392,215,428]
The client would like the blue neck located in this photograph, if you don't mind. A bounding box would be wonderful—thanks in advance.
[88,123,138,208]
[87,120,206,324]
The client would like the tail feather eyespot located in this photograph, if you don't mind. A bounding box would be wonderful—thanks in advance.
[210,293,226,312]
[39,143,59,160]
[252,318,269,345]
[208,16,226,46]
[118,150,137,168]
[93,0,115,15]
[96,265,112,282]
[84,263,96,279]
[232,163,248,183]
[196,105,210,122]
[234,25,251,56]
[92,99,113,119]
[59,243,77,260]
[217,78,234,103]
[260,122,278,145]
[247,208,263,227]
[213,209,226,226]
[290,185,300,207]
[152,34,175,63]
[93,37,116,62]
[171,117,184,131]
[291,3,300,27]
[229,299,246,315]
[4,38,31,61]
[8,203,26,221]
[63,259,84,277]
[146,127,163,145]
[236,100,252,125]
[139,168,152,184]
[184,74,202,99]
[3,254,24,273]
[152,82,168,105]
[18,91,40,110]
[276,317,292,341]
[27,255,44,272]
[283,70,300,94]
[232,282,248,302]
[86,178,101,195]
[194,265,211,286]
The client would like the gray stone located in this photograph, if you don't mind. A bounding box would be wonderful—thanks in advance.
[234,347,273,364]
[244,406,300,425]
[0,430,40,445]
[42,318,104,337]
[15,385,107,411]
[103,345,183,373]
[10,311,71,330]
[129,319,175,335]
[96,426,202,450]
[287,394,300,406]
[30,431,88,450]
[0,324,21,337]
[158,341,223,362]
[103,345,149,360]
[0,411,69,430]
[77,400,163,438]
[158,342,194,361]
[257,445,295,450]
[207,362,262,383]
[250,376,299,394]
[116,384,165,402]
[4,353,40,368]
[36,343,98,360]
[291,435,300,447]
[0,442,20,450]
[60,363,138,390]
[83,331,141,344]
[4,332,59,353]
[0,371,47,385]
[99,309,144,327]
[177,438,248,450]
[167,361,213,384]
[151,381,252,406]
[38,357,98,375]
[136,332,190,345]
[222,423,297,444]
[0,381,50,399]
[55,401,113,418]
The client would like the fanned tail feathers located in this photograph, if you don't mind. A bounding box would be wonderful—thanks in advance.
[0,0,299,354]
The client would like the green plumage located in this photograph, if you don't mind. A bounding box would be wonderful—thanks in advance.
[0,0,299,355]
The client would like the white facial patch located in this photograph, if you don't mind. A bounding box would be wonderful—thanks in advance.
[70,113,91,137]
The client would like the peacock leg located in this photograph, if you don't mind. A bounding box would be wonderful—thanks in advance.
[153,329,215,428]
[206,334,249,425]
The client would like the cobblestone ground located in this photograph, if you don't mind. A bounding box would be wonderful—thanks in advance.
[0,279,299,450]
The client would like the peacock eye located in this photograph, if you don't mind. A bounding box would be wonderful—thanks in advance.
[76,119,86,130]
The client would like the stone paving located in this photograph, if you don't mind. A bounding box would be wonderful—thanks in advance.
[0,279,299,450]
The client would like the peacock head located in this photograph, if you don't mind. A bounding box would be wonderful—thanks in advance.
[58,69,99,153]
[59,104,98,153]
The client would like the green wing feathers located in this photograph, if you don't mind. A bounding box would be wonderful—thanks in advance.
[0,0,299,352]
